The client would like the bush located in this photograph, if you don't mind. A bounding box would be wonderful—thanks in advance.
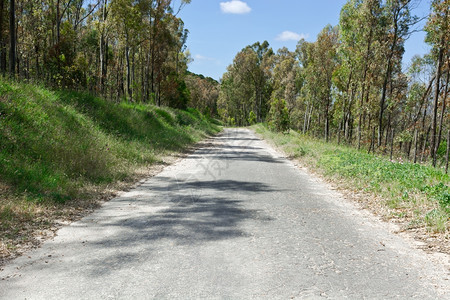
[248,111,257,125]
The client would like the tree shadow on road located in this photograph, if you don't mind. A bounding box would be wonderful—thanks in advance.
[73,177,277,277]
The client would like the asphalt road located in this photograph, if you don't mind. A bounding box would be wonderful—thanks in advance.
[1,128,449,299]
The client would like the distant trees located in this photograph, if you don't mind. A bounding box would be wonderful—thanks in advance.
[185,72,219,116]
[218,41,273,126]
[219,0,449,168]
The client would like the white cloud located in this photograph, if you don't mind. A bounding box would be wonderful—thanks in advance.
[194,54,215,61]
[220,0,251,14]
[275,31,309,42]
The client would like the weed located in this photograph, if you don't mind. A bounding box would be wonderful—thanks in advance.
[425,209,447,233]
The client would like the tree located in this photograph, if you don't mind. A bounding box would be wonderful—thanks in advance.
[8,0,14,77]
[185,72,219,116]
[425,0,449,166]
[218,42,274,125]
[268,98,290,133]
[377,0,417,147]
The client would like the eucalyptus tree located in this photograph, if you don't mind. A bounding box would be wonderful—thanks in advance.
[338,0,385,148]
[301,25,339,141]
[185,73,219,117]
[271,47,300,115]
[377,0,417,147]
[425,0,449,166]
[218,41,274,125]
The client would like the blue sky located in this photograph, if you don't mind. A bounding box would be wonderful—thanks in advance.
[178,0,432,81]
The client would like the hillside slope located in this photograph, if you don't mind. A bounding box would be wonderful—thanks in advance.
[0,78,220,261]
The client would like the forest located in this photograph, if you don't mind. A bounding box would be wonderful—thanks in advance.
[218,0,449,169]
[0,0,219,109]
[0,0,448,168]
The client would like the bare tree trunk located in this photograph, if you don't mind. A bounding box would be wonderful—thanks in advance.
[131,49,135,100]
[0,0,5,74]
[384,113,391,149]
[368,125,375,154]
[378,7,400,147]
[431,43,444,167]
[338,121,342,144]
[157,80,161,106]
[325,101,329,142]
[99,0,108,94]
[9,0,15,78]
[56,0,60,44]
[145,49,150,102]
[303,102,309,134]
[390,128,395,160]
[413,129,418,163]
[307,105,313,132]
[34,45,39,78]
[446,130,449,174]
[435,70,449,158]
[125,44,132,101]
[422,126,431,163]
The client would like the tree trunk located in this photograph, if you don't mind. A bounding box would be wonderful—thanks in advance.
[413,129,418,163]
[157,80,161,106]
[131,49,135,100]
[125,44,132,101]
[358,27,373,150]
[431,43,444,167]
[99,0,108,94]
[307,105,313,132]
[145,49,150,102]
[390,128,395,160]
[446,130,449,174]
[303,102,309,134]
[56,0,60,44]
[338,121,342,144]
[378,7,400,147]
[325,97,329,142]
[33,44,39,78]
[0,0,5,74]
[9,0,15,78]
[435,69,449,159]
[422,126,431,163]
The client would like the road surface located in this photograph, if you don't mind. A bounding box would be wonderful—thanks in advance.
[1,128,449,299]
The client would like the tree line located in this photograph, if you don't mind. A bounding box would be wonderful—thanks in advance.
[1,0,219,110]
[218,0,449,168]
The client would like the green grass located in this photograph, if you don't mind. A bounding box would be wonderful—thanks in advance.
[253,124,449,233]
[0,78,219,203]
[0,77,220,256]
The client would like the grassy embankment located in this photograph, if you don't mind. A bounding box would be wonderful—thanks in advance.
[0,78,220,258]
[254,124,449,235]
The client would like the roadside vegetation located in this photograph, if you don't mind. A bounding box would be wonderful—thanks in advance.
[254,124,449,238]
[217,0,449,247]
[0,78,220,261]
[218,0,449,171]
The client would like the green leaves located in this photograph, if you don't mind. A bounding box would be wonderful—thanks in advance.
[268,98,290,133]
